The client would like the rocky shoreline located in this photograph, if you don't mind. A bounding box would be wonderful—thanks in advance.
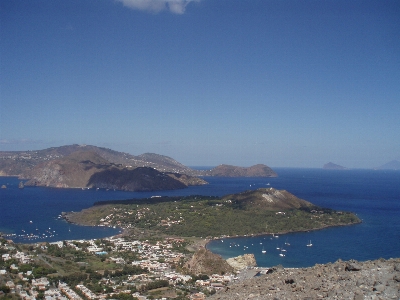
[208,258,400,299]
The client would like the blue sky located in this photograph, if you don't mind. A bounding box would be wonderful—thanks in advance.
[1,0,399,168]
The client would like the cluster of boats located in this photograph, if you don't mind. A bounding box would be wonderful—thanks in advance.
[222,234,313,258]
[3,221,59,241]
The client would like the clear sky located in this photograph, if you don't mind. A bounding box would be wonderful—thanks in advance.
[1,0,399,168]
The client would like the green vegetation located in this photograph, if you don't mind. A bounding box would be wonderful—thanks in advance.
[68,191,360,238]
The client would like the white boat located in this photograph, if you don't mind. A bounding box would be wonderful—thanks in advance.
[279,253,285,257]
[307,240,313,247]
[262,247,266,254]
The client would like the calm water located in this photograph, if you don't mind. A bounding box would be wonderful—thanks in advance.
[1,168,399,268]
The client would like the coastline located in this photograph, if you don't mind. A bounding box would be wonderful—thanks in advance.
[61,208,362,257]
[204,219,362,251]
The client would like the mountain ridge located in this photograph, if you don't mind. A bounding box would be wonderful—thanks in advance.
[0,144,277,179]
[23,151,207,191]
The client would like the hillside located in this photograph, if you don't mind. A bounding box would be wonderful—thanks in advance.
[0,144,278,179]
[221,188,313,211]
[184,248,234,275]
[0,144,197,177]
[24,151,207,191]
[204,164,277,177]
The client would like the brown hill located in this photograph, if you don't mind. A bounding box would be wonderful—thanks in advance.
[206,164,277,177]
[0,144,197,177]
[0,144,278,178]
[184,248,234,276]
[25,151,206,191]
[25,151,112,188]
[222,187,313,211]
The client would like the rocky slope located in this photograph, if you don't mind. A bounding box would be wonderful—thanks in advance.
[0,144,197,177]
[222,187,314,211]
[184,248,234,275]
[226,254,257,271]
[204,164,277,177]
[24,151,207,191]
[209,258,400,299]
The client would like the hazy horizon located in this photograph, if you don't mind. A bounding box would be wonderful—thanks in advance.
[1,0,399,168]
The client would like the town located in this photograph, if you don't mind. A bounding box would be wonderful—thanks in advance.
[0,235,239,300]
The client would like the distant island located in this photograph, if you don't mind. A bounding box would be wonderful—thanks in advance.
[323,162,347,170]
[0,144,277,191]
[375,160,400,170]
[203,164,277,177]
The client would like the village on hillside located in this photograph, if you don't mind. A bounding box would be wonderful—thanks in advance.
[0,235,246,300]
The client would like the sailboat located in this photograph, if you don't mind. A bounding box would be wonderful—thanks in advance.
[307,240,313,247]
[285,238,290,246]
[262,247,266,254]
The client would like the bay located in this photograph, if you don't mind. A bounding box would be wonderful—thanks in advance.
[1,168,399,268]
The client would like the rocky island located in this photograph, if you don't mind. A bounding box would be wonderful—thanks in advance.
[203,164,277,177]
[323,162,347,170]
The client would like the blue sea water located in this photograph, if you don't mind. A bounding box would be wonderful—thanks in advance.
[1,168,399,268]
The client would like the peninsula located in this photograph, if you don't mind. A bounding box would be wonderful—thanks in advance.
[62,187,360,238]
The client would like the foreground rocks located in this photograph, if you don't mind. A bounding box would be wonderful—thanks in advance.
[208,258,400,299]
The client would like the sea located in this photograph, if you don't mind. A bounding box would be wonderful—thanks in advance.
[1,168,399,268]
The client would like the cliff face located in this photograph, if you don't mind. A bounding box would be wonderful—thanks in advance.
[205,164,277,177]
[87,167,188,191]
[25,151,111,188]
[24,151,206,191]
